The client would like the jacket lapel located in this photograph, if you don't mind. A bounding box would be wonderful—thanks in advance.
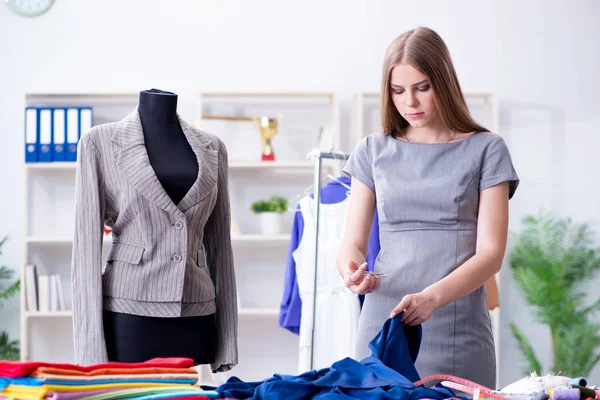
[112,108,219,214]
[176,117,219,211]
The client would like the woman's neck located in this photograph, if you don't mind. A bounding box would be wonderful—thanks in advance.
[405,123,455,143]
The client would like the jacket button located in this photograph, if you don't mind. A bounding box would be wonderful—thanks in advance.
[174,221,184,230]
[173,254,182,262]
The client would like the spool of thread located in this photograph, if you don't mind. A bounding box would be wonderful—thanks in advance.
[551,388,580,400]
[534,391,550,400]
[569,385,595,399]
[568,377,588,388]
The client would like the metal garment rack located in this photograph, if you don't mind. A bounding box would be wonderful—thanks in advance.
[305,148,351,370]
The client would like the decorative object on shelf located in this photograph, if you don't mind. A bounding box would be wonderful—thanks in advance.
[5,0,54,17]
[509,211,600,377]
[0,235,20,360]
[201,115,280,161]
[251,195,288,235]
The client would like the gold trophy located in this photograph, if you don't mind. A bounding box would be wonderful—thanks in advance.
[201,115,279,161]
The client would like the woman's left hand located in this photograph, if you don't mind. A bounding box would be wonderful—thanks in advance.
[389,290,440,326]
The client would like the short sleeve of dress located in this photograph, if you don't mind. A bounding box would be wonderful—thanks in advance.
[480,135,520,199]
[343,136,375,192]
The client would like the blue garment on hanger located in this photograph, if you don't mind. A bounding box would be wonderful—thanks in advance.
[279,176,381,334]
[205,314,461,400]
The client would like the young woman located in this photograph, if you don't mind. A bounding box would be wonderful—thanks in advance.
[337,27,519,387]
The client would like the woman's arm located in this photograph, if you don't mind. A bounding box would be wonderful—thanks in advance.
[337,177,380,294]
[391,181,510,324]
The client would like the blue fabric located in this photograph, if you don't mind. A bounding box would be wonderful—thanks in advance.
[279,176,381,334]
[206,314,461,400]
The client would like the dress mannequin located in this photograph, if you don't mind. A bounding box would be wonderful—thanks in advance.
[102,89,217,364]
[138,89,198,205]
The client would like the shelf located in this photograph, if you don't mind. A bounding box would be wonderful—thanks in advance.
[26,237,112,244]
[26,234,290,245]
[229,161,314,169]
[25,161,316,171]
[23,309,279,319]
[24,310,72,318]
[238,308,279,316]
[25,162,76,170]
[200,92,335,99]
[26,92,138,99]
[232,234,290,242]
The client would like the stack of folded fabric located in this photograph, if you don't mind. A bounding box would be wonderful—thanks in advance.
[0,357,220,400]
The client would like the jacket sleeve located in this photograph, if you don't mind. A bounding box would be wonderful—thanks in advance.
[71,133,108,365]
[204,142,238,373]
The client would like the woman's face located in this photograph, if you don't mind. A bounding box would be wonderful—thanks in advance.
[390,63,440,130]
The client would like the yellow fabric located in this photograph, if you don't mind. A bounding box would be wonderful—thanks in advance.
[1,382,195,400]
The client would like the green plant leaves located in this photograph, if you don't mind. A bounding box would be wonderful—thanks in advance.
[509,211,600,376]
[250,195,288,213]
[0,331,19,361]
[510,323,542,375]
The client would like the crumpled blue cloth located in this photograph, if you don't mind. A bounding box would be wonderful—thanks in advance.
[205,313,462,399]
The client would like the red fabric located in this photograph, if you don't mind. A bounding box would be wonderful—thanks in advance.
[0,357,195,378]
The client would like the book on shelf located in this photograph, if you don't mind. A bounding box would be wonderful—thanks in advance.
[24,264,66,312]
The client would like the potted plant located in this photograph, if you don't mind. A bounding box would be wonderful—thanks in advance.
[0,235,20,360]
[509,212,600,377]
[250,195,288,235]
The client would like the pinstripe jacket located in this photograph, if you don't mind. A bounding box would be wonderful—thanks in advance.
[71,108,238,372]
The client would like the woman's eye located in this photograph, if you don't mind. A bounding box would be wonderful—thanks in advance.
[417,85,430,92]
[393,90,404,95]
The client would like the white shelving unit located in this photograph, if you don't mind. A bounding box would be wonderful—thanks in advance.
[351,91,502,384]
[20,91,339,382]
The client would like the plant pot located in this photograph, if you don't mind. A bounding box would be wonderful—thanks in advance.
[259,212,283,235]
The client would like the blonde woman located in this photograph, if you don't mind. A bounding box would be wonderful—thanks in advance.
[337,27,519,387]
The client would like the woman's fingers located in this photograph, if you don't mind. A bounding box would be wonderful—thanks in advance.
[348,262,367,285]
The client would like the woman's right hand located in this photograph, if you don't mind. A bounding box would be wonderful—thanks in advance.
[343,260,380,294]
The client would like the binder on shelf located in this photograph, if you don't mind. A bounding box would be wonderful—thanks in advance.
[55,274,65,311]
[79,107,93,137]
[52,108,66,162]
[37,274,50,313]
[49,275,58,311]
[66,108,79,162]
[24,264,38,312]
[24,107,38,163]
[38,108,52,162]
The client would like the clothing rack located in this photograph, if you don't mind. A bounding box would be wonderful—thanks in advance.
[305,148,351,370]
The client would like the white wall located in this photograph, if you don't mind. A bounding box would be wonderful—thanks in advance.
[0,0,599,388]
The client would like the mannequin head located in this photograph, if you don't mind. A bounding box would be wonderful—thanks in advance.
[138,88,178,124]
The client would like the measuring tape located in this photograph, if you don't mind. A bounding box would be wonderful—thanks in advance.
[414,374,509,400]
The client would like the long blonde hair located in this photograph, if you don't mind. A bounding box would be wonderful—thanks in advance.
[381,27,488,138]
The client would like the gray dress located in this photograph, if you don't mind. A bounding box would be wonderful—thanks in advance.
[343,131,519,388]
